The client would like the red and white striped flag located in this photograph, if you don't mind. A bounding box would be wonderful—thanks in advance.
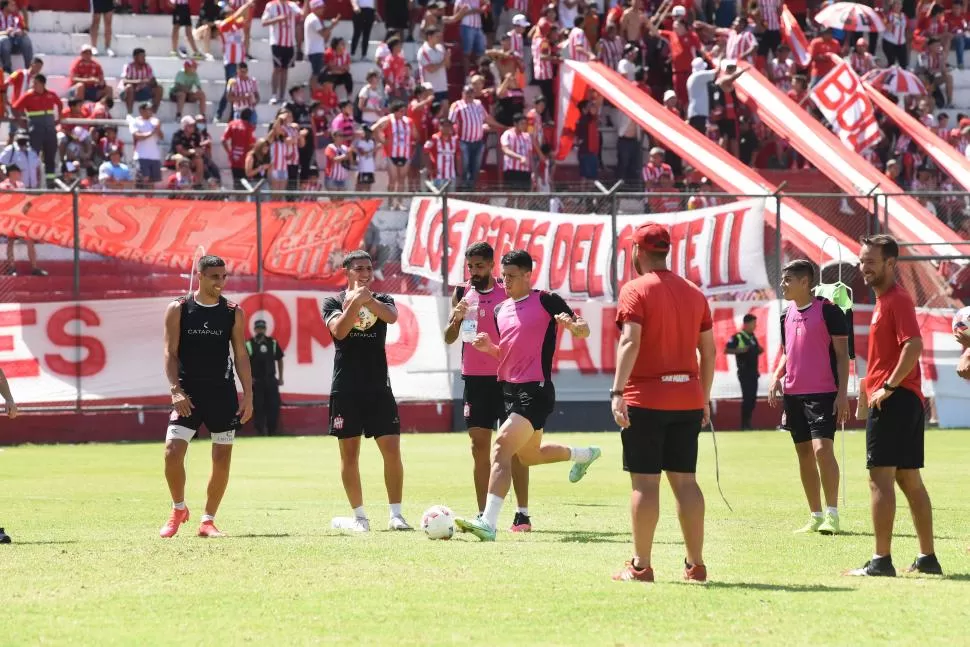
[781,5,810,67]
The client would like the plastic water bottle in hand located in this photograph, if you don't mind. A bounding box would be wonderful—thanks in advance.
[460,304,479,343]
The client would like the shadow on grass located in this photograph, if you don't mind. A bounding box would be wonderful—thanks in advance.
[531,530,674,545]
[943,573,970,581]
[700,582,853,592]
[818,530,959,540]
[228,532,292,539]
[8,540,79,546]
[565,503,618,508]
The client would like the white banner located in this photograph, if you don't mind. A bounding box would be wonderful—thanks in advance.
[402,197,770,300]
[2,295,965,415]
[810,58,882,154]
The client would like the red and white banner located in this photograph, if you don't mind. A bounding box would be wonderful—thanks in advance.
[554,61,860,266]
[810,58,881,154]
[864,80,970,193]
[734,62,967,262]
[2,295,966,423]
[402,197,770,299]
[781,5,811,67]
[0,194,381,281]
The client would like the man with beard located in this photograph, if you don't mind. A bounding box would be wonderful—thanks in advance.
[443,242,531,531]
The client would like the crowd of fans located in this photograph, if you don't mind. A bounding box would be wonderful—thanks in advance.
[0,0,968,237]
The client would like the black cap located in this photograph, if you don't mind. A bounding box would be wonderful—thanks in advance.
[14,130,28,141]
[253,319,267,328]
[4,164,21,174]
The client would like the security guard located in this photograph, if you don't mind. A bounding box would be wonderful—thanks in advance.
[246,319,284,436]
[11,73,60,187]
[725,313,763,430]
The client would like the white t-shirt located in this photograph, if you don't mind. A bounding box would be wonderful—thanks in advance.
[358,86,383,124]
[418,42,448,92]
[354,138,377,173]
[559,0,579,32]
[617,58,636,81]
[304,13,327,56]
[127,115,162,161]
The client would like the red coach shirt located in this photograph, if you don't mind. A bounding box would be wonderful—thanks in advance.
[866,283,923,400]
[616,270,713,410]
[13,90,62,117]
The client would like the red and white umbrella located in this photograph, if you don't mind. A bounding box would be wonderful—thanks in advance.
[815,2,886,32]
[864,65,927,96]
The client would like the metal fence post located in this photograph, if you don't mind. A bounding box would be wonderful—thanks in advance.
[254,180,264,293]
[594,180,623,299]
[71,182,82,414]
[773,183,786,302]
[424,179,453,297]
[883,193,889,234]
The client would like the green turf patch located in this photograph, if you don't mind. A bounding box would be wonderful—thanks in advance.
[2,431,969,645]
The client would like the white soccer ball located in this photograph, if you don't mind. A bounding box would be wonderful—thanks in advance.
[421,505,455,540]
[353,305,378,331]
[953,306,970,333]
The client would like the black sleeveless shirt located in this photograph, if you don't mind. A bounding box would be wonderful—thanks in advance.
[177,295,236,383]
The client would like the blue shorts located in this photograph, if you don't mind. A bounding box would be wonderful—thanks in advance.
[460,25,486,57]
[133,86,154,102]
[138,158,162,182]
[71,85,102,102]
[578,152,599,180]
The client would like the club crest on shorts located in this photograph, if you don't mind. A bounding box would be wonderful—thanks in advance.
[464,403,471,418]
[333,415,344,430]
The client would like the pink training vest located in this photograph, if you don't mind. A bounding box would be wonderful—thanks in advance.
[495,291,553,384]
[783,300,838,395]
[460,281,506,377]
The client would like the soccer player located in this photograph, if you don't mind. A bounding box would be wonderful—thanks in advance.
[160,255,254,539]
[455,250,602,542]
[323,250,412,532]
[846,235,941,577]
[0,364,19,544]
[443,242,531,531]
[768,260,850,536]
[609,223,715,583]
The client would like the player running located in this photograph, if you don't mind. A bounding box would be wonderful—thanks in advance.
[610,223,715,583]
[455,249,602,542]
[443,242,532,531]
[160,255,253,539]
[323,250,412,532]
[0,365,19,544]
[768,260,850,536]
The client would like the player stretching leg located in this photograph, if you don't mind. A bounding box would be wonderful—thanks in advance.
[160,255,254,539]
[610,223,715,583]
[443,242,532,531]
[455,250,602,542]
[324,251,412,532]
[0,366,19,544]
[768,260,850,536]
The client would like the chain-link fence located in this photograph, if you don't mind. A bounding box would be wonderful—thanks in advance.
[1,184,967,412]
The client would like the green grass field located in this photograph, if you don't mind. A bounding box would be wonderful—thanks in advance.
[3,430,970,646]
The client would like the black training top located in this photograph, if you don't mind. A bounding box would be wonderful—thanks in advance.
[322,291,395,394]
[177,295,236,384]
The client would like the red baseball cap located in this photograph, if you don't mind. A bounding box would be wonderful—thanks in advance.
[633,222,671,252]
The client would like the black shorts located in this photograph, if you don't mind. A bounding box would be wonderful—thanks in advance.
[782,393,837,444]
[92,0,114,14]
[329,389,401,439]
[866,387,925,470]
[390,156,409,167]
[621,406,703,474]
[757,29,782,57]
[463,375,505,430]
[272,45,295,69]
[503,169,531,190]
[716,118,737,140]
[172,4,192,27]
[170,380,241,433]
[503,381,555,431]
[357,172,375,185]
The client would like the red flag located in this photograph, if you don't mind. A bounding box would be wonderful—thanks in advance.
[781,5,811,67]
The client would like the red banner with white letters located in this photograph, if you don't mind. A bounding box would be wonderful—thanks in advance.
[809,57,882,154]
[0,193,380,281]
[402,197,770,299]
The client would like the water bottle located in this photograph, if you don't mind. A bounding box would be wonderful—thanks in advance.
[460,304,479,343]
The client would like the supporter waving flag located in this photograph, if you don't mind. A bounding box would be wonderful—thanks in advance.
[781,5,811,67]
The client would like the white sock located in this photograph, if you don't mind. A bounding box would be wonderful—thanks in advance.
[516,507,529,516]
[353,505,367,520]
[201,514,214,523]
[173,501,186,510]
[918,553,932,559]
[826,506,838,517]
[389,503,402,518]
[811,511,823,519]
[482,493,504,530]
[873,554,888,560]
[570,446,591,463]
